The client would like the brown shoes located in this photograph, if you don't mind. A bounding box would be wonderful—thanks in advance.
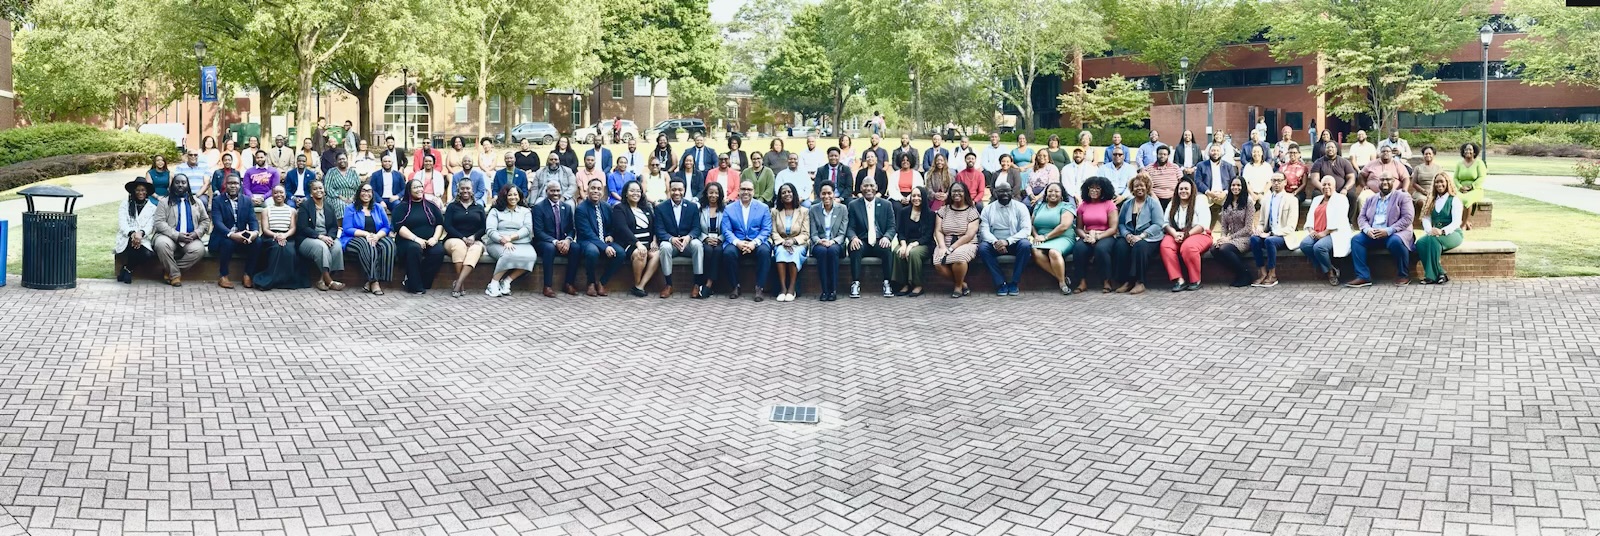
[1114,282,1133,293]
[690,285,702,299]
[242,274,254,289]
[585,283,598,297]
[563,283,578,296]
[595,284,609,297]
[660,286,673,299]
[166,275,182,287]
[217,277,235,289]
[1129,283,1147,295]
[543,286,557,298]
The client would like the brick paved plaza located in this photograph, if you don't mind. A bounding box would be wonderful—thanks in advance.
[1,278,1598,536]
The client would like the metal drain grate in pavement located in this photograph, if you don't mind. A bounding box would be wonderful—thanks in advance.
[770,405,819,423]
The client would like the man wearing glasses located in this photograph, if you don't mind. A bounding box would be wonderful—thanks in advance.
[1096,148,1137,204]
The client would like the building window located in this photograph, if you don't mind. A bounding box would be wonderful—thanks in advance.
[1421,61,1522,82]
[454,99,469,123]
[520,95,533,123]
[383,88,431,150]
[1130,66,1303,92]
[488,96,501,124]
[1285,112,1303,131]
[1401,106,1600,128]
[544,99,553,121]
[611,78,624,100]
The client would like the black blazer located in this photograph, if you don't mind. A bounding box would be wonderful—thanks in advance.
[531,199,574,243]
[293,199,341,242]
[813,164,854,200]
[610,203,656,249]
[846,197,897,242]
[891,147,920,171]
[652,199,702,241]
[854,168,888,197]
[208,194,257,249]
[895,204,935,247]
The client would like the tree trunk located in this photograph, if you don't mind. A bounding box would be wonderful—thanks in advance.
[1021,77,1036,135]
[296,66,318,152]
[258,91,276,142]
[832,85,845,135]
[477,82,489,141]
[356,88,372,147]
[647,78,660,128]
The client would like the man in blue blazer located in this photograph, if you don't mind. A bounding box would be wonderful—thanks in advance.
[531,178,579,297]
[584,137,614,175]
[369,155,407,209]
[651,177,704,298]
[1194,145,1240,206]
[573,178,625,296]
[208,175,259,289]
[680,135,715,175]
[720,181,772,301]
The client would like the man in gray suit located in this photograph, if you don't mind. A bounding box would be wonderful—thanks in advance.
[846,180,897,298]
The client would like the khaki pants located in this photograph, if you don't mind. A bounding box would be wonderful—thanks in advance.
[152,235,206,278]
[444,238,485,267]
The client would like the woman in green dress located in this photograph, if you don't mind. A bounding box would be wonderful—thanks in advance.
[1453,142,1488,229]
[1416,172,1464,285]
[1043,134,1070,167]
[1029,182,1078,294]
[322,153,362,214]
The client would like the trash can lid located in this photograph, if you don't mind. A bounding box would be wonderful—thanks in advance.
[18,184,84,198]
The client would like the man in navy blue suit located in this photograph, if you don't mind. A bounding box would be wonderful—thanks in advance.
[208,175,259,289]
[651,178,704,298]
[573,178,625,296]
[531,179,579,297]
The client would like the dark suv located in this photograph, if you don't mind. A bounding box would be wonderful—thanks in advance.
[647,118,708,140]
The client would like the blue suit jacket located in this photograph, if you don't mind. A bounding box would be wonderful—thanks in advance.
[208,194,257,248]
[284,168,318,202]
[652,200,702,242]
[338,203,392,249]
[721,200,772,246]
[681,146,716,173]
[585,148,614,173]
[531,198,575,244]
[492,169,529,199]
[369,169,407,201]
[573,200,614,242]
[1193,159,1240,195]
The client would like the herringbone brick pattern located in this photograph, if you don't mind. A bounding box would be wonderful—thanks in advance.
[1,278,1598,536]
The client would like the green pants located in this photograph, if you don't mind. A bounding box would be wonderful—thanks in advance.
[891,245,930,286]
[1415,230,1463,280]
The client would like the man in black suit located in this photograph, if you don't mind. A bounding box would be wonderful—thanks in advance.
[531,178,579,297]
[651,177,705,299]
[208,175,259,289]
[846,179,897,299]
[813,147,853,202]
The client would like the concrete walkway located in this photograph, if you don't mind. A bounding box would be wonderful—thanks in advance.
[0,167,145,225]
[1488,174,1600,215]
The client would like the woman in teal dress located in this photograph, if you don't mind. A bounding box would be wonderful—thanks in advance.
[1416,172,1464,285]
[1453,142,1488,228]
[1009,133,1036,170]
[1029,182,1078,294]
[144,155,173,199]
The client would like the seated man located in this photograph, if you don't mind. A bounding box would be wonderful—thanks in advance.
[208,175,260,289]
[572,178,625,296]
[531,179,579,297]
[453,158,490,206]
[846,179,897,298]
[1346,174,1415,288]
[976,182,1034,296]
[242,150,280,207]
[152,179,210,286]
[720,181,772,301]
[651,178,704,298]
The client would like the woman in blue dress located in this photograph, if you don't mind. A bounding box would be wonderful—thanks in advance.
[769,183,809,302]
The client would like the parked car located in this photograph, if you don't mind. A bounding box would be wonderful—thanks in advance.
[574,120,638,144]
[508,122,560,145]
[645,118,708,141]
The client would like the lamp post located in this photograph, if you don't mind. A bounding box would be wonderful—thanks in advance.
[193,41,205,146]
[1479,24,1493,162]
[1178,57,1189,138]
[401,67,410,153]
[1204,88,1215,138]
[909,65,921,138]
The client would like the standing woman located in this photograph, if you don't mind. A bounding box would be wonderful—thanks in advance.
[611,180,660,297]
[1249,173,1297,287]
[724,136,749,171]
[1077,131,1100,166]
[250,185,308,290]
[411,154,451,206]
[1009,133,1035,167]
[809,183,849,300]
[1409,145,1443,220]
[351,139,380,177]
[764,139,791,171]
[1070,176,1119,293]
[742,151,776,204]
[1298,175,1354,285]
[891,186,934,296]
[641,159,670,206]
[1416,173,1464,285]
[1111,173,1165,294]
[146,155,173,198]
[1029,182,1077,294]
[476,137,500,173]
[652,133,676,171]
[198,136,221,171]
[444,136,468,176]
[443,179,487,297]
[1023,150,1059,206]
[932,180,980,297]
[115,179,160,283]
[341,184,394,295]
[837,135,858,172]
[1044,134,1070,167]
[888,153,925,205]
[294,180,347,291]
[392,179,447,295]
[768,183,810,302]
[322,153,362,214]
[1454,142,1488,229]
[1209,177,1257,287]
[220,138,241,172]
[483,184,538,297]
[697,182,727,297]
[1207,131,1236,164]
[1242,144,1273,199]
[1158,177,1211,292]
[923,153,955,211]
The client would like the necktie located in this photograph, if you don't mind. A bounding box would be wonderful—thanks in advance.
[594,204,602,239]
[1267,196,1276,233]
[867,202,877,243]
[180,201,190,234]
[830,166,837,185]
[553,204,562,237]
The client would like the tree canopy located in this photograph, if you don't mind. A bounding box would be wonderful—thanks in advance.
[1504,0,1600,90]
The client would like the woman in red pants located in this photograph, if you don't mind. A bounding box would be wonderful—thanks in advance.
[1159,177,1212,292]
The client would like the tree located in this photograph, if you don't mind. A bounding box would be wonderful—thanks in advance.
[596,0,724,128]
[323,7,419,143]
[1316,47,1448,131]
[1267,0,1485,134]
[1504,0,1600,90]
[1056,75,1151,128]
[15,0,188,126]
[951,0,1106,134]
[922,77,991,134]
[751,20,834,119]
[725,0,799,83]
[176,0,296,140]
[668,77,721,121]
[428,0,602,140]
[833,0,960,133]
[1099,0,1262,106]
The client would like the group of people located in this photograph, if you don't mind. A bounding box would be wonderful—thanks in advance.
[119,124,1485,296]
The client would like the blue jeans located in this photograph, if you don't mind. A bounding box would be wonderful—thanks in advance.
[722,242,772,289]
[1298,235,1335,273]
[812,243,843,295]
[1249,235,1288,268]
[977,240,1032,286]
[577,240,625,285]
[1350,232,1409,280]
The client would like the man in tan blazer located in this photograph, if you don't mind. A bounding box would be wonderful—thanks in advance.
[152,179,211,286]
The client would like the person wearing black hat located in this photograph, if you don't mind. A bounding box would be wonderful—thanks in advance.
[115,178,160,284]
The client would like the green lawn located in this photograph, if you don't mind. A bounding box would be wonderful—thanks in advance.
[1434,154,1582,178]
[1470,191,1600,278]
[0,176,74,203]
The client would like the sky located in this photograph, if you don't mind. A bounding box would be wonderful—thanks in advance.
[710,0,746,23]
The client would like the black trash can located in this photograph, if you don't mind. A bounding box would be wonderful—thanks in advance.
[19,185,83,290]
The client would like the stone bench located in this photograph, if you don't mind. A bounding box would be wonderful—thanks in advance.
[118,239,1516,293]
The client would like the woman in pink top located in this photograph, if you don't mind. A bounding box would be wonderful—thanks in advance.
[1070,176,1120,293]
[1023,150,1059,206]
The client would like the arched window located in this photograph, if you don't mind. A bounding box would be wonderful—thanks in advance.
[383,88,431,149]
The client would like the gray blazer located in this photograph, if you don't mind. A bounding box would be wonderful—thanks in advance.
[808,202,849,247]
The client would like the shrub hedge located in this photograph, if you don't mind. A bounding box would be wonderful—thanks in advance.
[999,127,1151,147]
[1401,122,1600,153]
[0,123,179,168]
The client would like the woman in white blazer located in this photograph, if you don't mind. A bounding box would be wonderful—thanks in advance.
[115,178,161,284]
[1297,175,1354,286]
[1249,173,1299,287]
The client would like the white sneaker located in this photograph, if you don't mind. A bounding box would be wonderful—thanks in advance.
[850,281,861,298]
[783,293,794,302]
[500,279,513,296]
[881,281,893,297]
[485,281,501,297]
